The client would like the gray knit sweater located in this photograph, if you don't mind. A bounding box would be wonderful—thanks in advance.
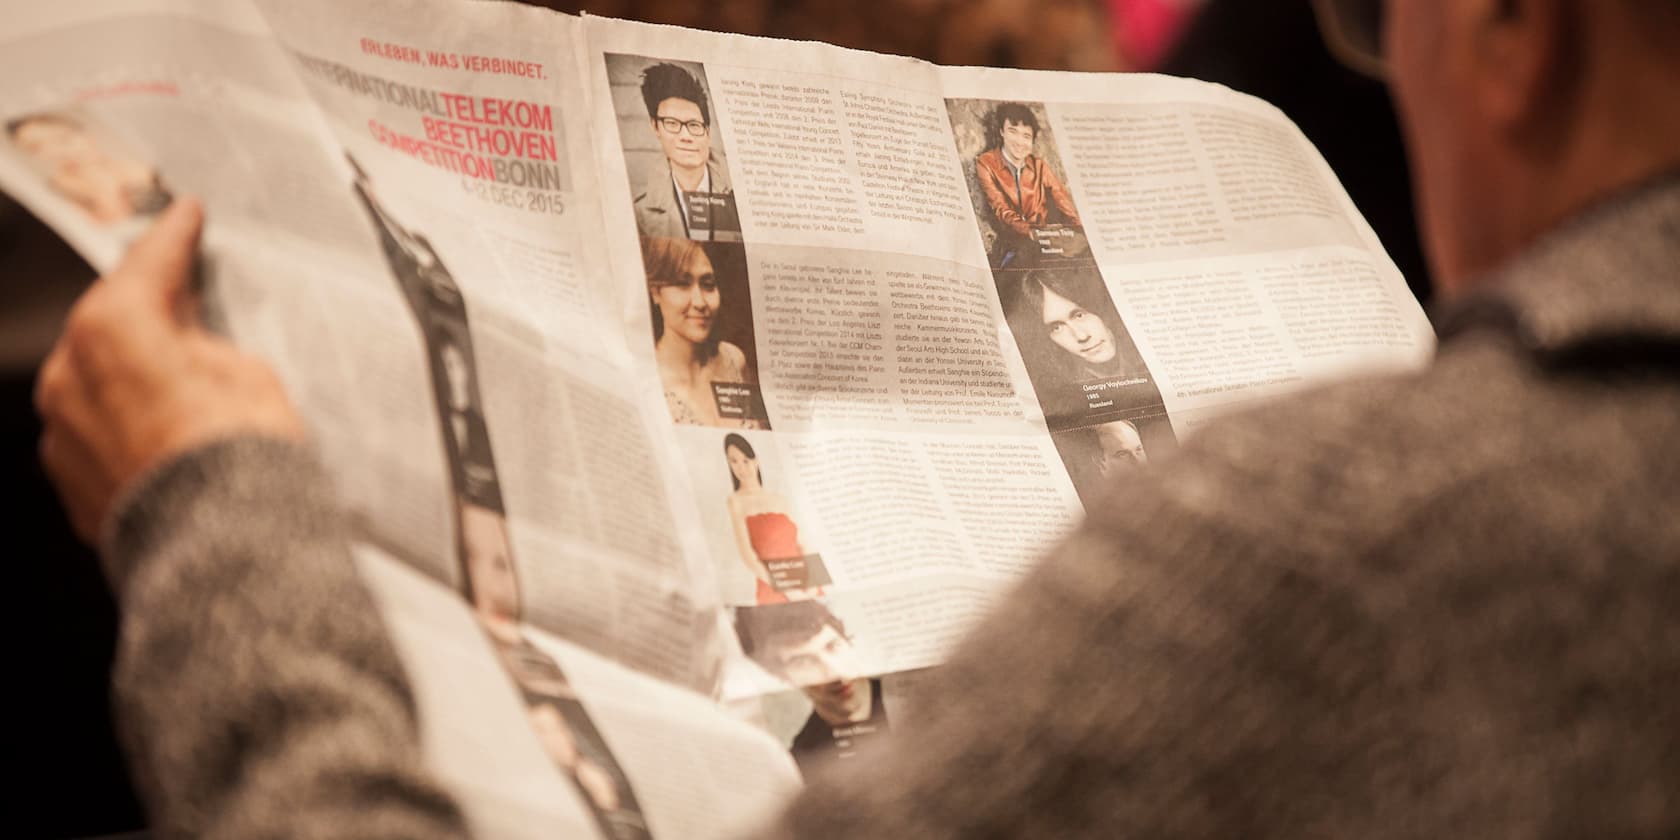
[107,441,469,839]
[107,176,1680,838]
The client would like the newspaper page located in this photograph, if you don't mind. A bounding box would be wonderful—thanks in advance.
[0,2,804,837]
[0,0,731,686]
[246,0,737,692]
[936,65,1436,495]
[357,543,798,840]
[579,15,1434,772]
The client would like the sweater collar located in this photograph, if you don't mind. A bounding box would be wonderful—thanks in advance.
[1436,170,1680,355]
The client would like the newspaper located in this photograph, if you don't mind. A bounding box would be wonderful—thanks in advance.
[0,1,1434,836]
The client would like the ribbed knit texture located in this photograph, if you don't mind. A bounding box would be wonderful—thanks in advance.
[106,437,469,840]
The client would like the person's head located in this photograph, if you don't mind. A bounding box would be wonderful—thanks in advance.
[642,236,723,362]
[734,601,869,724]
[723,432,763,491]
[987,102,1040,164]
[6,112,101,173]
[1093,419,1147,477]
[1014,269,1122,370]
[439,340,472,412]
[640,62,712,173]
[1335,1,1680,294]
[459,501,519,623]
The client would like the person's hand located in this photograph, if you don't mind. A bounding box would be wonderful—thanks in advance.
[34,198,304,543]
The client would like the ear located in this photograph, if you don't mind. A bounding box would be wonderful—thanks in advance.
[1473,0,1580,137]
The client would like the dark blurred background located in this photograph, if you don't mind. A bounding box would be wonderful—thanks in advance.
[5,1,1425,836]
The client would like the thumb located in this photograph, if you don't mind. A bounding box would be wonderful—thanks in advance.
[108,197,205,327]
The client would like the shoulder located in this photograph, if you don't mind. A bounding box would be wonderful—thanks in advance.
[1086,331,1581,563]
[663,388,701,424]
[709,160,733,192]
[714,341,748,375]
[634,164,671,206]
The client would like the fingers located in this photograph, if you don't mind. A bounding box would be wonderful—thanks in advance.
[54,198,206,384]
[106,196,205,328]
[37,342,118,544]
[35,200,204,546]
[39,427,106,544]
[33,343,68,419]
[34,196,311,550]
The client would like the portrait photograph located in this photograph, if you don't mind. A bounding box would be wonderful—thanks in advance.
[686,429,829,606]
[5,107,172,226]
[643,237,769,428]
[604,53,742,242]
[1051,412,1177,508]
[945,98,1088,269]
[997,264,1165,429]
[732,600,889,776]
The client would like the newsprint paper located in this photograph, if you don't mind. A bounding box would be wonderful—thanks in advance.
[0,1,1433,837]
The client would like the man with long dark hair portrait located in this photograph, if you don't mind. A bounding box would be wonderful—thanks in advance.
[1004,266,1160,425]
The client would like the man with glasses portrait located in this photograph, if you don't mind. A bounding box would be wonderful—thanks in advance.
[632,62,740,241]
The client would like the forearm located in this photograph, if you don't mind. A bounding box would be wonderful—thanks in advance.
[1046,176,1082,229]
[104,437,469,840]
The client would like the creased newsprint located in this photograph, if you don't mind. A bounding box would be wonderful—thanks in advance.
[579,15,1432,769]
[1,0,1433,834]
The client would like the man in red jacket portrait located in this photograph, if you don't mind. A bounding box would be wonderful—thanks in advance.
[973,101,1084,268]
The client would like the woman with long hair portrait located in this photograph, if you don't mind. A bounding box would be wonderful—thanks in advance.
[722,433,818,604]
[642,236,762,428]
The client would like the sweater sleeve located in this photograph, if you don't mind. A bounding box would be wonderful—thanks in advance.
[102,437,470,840]
[748,443,1396,839]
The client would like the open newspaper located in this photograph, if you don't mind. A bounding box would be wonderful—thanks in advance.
[0,1,1434,837]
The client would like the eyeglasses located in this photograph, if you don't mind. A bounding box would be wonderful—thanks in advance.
[1311,0,1386,79]
[656,116,709,137]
